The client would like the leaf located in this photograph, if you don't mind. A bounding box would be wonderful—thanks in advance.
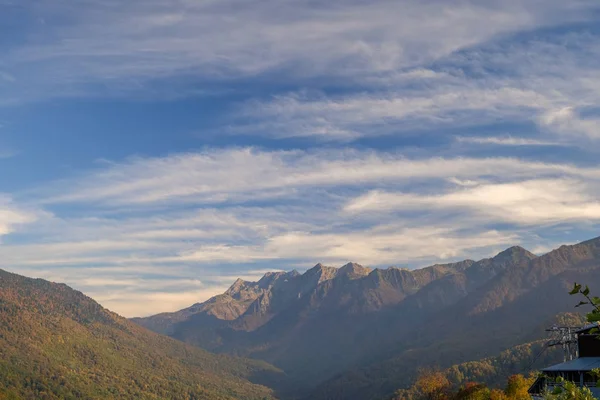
[576,301,589,308]
[583,286,591,296]
[592,297,600,306]
[552,386,563,395]
[570,283,582,295]
[588,313,600,323]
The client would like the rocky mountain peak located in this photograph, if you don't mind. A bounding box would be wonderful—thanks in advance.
[288,269,301,278]
[492,245,537,264]
[225,278,248,294]
[310,263,326,271]
[258,270,301,289]
[337,262,372,280]
[224,278,263,302]
[304,263,338,283]
[258,271,285,287]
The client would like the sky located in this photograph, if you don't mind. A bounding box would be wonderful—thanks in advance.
[2,0,600,317]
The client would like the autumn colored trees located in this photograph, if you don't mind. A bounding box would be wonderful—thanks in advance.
[393,370,535,400]
[413,369,452,400]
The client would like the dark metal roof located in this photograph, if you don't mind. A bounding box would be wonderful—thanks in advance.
[542,357,600,372]
[576,323,600,334]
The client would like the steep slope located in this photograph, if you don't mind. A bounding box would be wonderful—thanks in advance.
[133,270,300,335]
[0,268,281,400]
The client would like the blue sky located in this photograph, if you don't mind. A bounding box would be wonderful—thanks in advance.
[2,0,600,316]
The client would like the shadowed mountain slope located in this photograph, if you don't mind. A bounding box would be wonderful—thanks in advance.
[134,245,543,396]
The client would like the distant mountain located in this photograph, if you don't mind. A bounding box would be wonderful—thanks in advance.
[0,268,282,399]
[132,243,546,396]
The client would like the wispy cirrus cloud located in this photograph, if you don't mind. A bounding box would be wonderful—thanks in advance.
[1,0,598,103]
[455,136,561,147]
[232,87,551,139]
[228,27,600,141]
[344,178,600,226]
[33,148,600,207]
[3,147,600,318]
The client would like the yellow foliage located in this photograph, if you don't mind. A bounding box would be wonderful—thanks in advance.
[490,389,508,400]
[414,369,452,400]
[504,374,535,400]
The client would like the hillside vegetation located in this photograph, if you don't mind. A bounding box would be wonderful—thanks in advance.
[0,268,281,400]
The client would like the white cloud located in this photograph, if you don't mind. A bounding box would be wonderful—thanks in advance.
[455,136,561,146]
[227,28,600,141]
[234,87,555,139]
[259,227,518,265]
[539,107,600,139]
[36,148,600,207]
[0,196,40,237]
[17,149,600,271]
[345,178,600,225]
[0,205,316,267]
[4,148,600,315]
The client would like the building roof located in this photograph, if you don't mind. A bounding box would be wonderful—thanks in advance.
[543,357,600,372]
[576,323,600,334]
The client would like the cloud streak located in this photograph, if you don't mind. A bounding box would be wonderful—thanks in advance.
[345,179,600,225]
[2,0,598,103]
[227,27,600,141]
[455,136,561,147]
[36,148,600,207]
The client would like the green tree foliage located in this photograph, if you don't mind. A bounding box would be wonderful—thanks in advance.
[543,380,595,400]
[570,282,600,328]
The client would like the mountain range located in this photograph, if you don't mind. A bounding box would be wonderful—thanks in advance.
[2,236,600,399]
[133,236,600,399]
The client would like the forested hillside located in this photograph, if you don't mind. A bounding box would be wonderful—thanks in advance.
[393,313,585,400]
[0,268,281,400]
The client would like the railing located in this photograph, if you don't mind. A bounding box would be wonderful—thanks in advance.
[545,381,599,390]
[530,378,600,396]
